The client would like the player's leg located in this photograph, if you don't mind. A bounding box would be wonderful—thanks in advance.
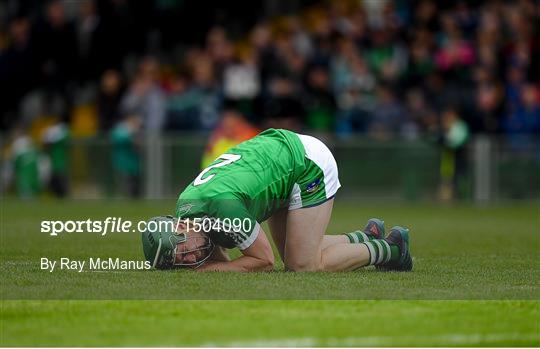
[284,198,372,271]
[284,133,411,271]
[282,134,350,252]
[284,201,410,271]
[266,208,352,261]
[268,210,356,254]
[270,228,362,254]
[321,218,386,249]
[320,234,348,249]
[267,207,288,261]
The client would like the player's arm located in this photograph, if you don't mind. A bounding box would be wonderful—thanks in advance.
[197,227,274,272]
[209,246,230,262]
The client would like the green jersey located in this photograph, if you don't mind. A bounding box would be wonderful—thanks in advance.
[175,128,340,249]
[175,128,305,248]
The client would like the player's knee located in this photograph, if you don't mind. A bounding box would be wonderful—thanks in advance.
[285,259,322,272]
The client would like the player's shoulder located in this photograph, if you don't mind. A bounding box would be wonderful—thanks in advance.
[247,128,303,153]
[257,128,298,139]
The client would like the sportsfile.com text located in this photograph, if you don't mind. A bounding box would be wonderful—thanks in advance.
[41,217,168,236]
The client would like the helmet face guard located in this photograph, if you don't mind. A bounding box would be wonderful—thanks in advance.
[171,233,215,268]
[142,216,215,269]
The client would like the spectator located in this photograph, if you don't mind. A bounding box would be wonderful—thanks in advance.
[165,68,200,130]
[7,126,41,198]
[165,51,221,130]
[503,84,540,149]
[331,36,376,135]
[42,122,69,197]
[434,13,475,77]
[110,115,142,198]
[33,0,78,92]
[76,0,107,82]
[222,46,260,102]
[474,83,505,133]
[120,57,165,131]
[201,106,259,169]
[404,28,436,88]
[206,26,234,77]
[190,52,222,129]
[369,84,406,139]
[365,29,408,83]
[439,107,470,200]
[97,70,124,131]
[303,63,336,131]
[403,88,437,138]
[0,14,38,128]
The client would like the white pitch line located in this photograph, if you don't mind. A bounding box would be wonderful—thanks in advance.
[206,333,540,347]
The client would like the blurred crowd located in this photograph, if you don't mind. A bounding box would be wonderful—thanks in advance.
[2,0,539,136]
[1,0,540,198]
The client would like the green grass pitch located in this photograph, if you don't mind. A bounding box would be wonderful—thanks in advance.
[1,199,539,346]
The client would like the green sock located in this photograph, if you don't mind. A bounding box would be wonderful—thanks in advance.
[344,230,375,243]
[361,239,400,265]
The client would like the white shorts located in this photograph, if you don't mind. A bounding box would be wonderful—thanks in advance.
[289,134,341,210]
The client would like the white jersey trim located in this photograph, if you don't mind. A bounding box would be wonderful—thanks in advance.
[236,222,261,250]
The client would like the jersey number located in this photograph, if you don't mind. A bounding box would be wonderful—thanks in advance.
[194,153,242,186]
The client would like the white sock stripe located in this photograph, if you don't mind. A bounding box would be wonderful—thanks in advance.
[372,240,385,264]
[358,231,370,242]
[363,242,376,265]
[381,240,392,263]
[345,233,358,243]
